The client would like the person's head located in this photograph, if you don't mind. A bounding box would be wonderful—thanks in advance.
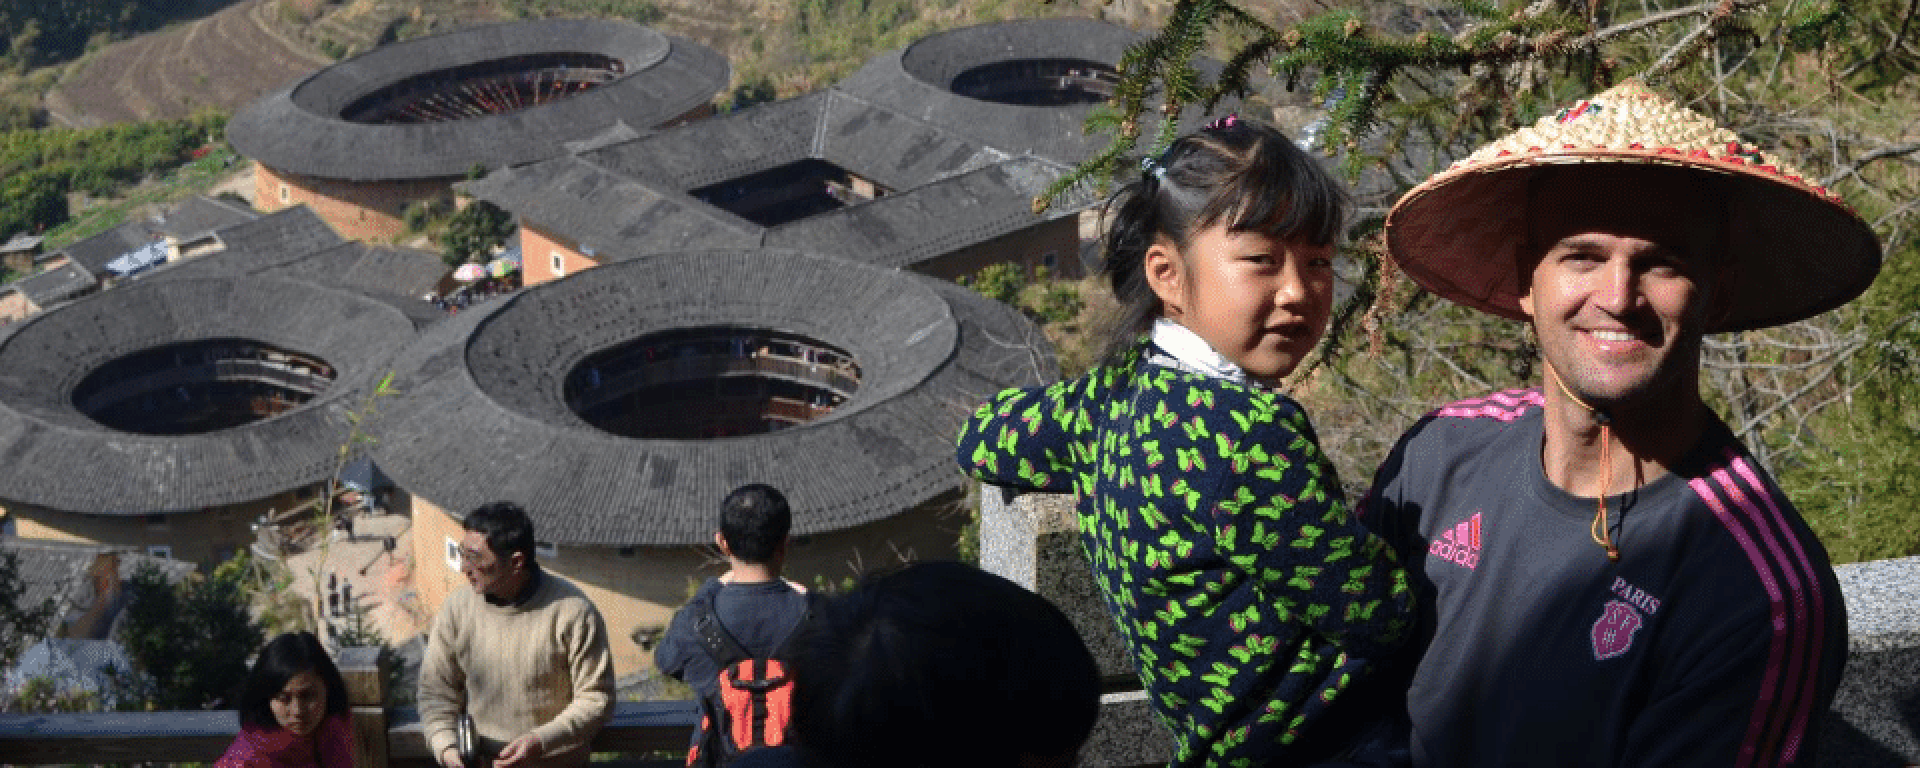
[716,483,791,565]
[1385,79,1881,347]
[788,561,1101,768]
[237,631,349,736]
[461,501,536,598]
[1100,116,1349,383]
[1517,163,1732,412]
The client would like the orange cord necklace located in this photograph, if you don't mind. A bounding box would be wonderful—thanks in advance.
[1545,363,1622,562]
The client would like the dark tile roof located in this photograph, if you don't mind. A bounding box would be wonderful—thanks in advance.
[59,223,160,278]
[13,262,96,308]
[1,234,42,254]
[1,540,100,621]
[1,538,194,626]
[0,275,420,513]
[765,156,1092,270]
[152,195,258,242]
[373,249,1053,547]
[3,638,137,703]
[468,87,1092,272]
[462,158,759,259]
[208,205,344,258]
[227,19,728,181]
[835,17,1140,167]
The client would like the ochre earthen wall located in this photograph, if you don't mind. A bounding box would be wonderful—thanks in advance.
[255,164,459,242]
[2,492,302,569]
[518,223,602,287]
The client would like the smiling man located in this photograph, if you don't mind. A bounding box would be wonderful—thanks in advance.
[1360,81,1881,766]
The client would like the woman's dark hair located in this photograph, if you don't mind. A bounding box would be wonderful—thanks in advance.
[786,561,1101,767]
[1100,118,1350,363]
[464,500,538,566]
[718,483,792,564]
[236,631,350,729]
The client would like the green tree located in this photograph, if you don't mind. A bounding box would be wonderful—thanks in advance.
[117,553,263,710]
[958,262,1026,304]
[438,200,515,267]
[0,550,59,673]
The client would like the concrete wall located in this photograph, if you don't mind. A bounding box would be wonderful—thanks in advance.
[1,492,300,569]
[405,488,968,678]
[255,165,458,242]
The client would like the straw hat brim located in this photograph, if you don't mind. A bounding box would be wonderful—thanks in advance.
[1385,148,1882,333]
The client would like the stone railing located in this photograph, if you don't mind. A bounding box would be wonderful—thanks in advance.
[977,486,1920,768]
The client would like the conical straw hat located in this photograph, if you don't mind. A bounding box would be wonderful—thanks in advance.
[1384,79,1881,332]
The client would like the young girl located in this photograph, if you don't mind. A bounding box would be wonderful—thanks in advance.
[217,632,354,768]
[956,117,1414,767]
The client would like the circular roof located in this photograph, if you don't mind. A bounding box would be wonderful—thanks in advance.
[0,277,417,513]
[227,18,728,181]
[836,17,1145,165]
[373,249,1053,547]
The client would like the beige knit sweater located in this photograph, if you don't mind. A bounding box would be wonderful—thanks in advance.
[418,570,615,768]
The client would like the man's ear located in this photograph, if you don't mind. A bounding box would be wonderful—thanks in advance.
[1143,239,1184,318]
[712,532,732,558]
[510,550,527,573]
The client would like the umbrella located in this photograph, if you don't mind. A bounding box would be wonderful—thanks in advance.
[452,263,487,282]
[488,258,517,278]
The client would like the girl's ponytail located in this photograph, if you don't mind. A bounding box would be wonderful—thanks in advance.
[1096,174,1167,365]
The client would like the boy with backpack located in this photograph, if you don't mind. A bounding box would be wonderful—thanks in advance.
[655,484,812,767]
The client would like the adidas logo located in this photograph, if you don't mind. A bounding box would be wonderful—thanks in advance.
[1429,512,1482,570]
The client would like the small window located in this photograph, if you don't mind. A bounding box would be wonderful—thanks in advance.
[550,251,565,277]
[1041,250,1059,269]
[278,184,290,204]
[444,537,462,571]
[618,546,637,557]
[147,545,173,559]
[536,541,559,560]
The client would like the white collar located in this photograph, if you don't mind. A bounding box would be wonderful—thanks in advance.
[1148,318,1254,386]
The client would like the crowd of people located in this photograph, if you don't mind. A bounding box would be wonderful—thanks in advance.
[215,80,1873,768]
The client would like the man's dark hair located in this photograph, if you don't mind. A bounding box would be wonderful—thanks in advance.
[786,561,1101,767]
[236,631,350,730]
[465,501,537,566]
[718,484,791,564]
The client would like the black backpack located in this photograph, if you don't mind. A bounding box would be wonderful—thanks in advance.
[684,596,809,767]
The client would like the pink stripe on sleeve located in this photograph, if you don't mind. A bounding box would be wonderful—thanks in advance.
[1729,454,1829,766]
[1689,475,1789,768]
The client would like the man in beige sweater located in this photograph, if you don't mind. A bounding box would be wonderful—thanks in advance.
[419,502,614,768]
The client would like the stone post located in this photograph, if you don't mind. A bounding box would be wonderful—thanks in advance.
[977,484,1171,768]
[1822,555,1920,765]
[338,645,389,768]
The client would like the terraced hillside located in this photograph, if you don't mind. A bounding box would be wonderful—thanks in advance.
[45,0,331,127]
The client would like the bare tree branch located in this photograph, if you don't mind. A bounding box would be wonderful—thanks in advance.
[1822,142,1920,188]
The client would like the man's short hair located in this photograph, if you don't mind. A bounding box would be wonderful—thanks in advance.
[786,561,1101,767]
[464,501,537,566]
[718,484,790,564]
